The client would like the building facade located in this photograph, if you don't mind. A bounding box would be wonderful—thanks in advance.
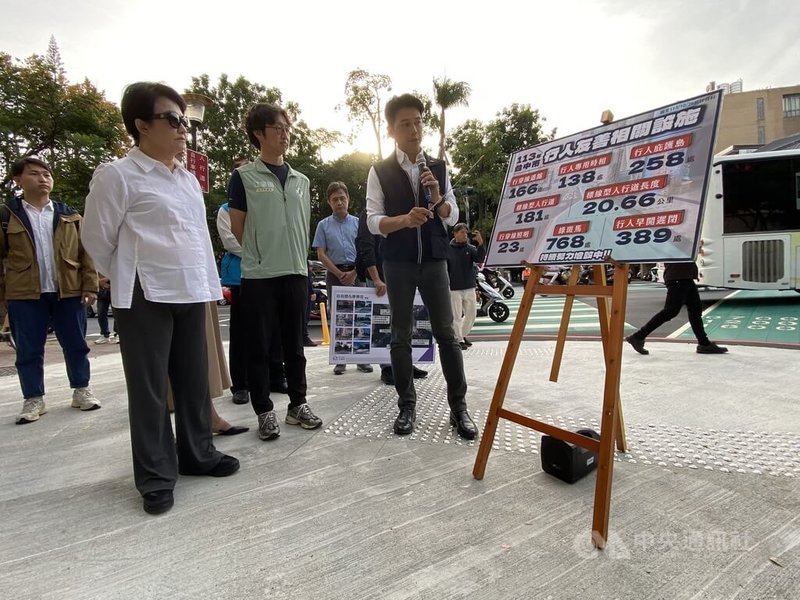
[709,82,800,153]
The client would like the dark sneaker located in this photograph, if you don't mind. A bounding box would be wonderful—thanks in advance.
[257,410,280,440]
[303,337,318,347]
[412,366,428,379]
[286,404,322,429]
[357,364,373,373]
[333,364,346,375]
[270,379,289,394]
[143,490,174,515]
[232,390,249,405]
[463,338,473,347]
[380,368,395,386]
[625,335,649,355]
[697,342,728,354]
[459,342,469,350]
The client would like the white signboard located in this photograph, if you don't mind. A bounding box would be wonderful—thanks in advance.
[486,91,723,266]
[329,286,435,365]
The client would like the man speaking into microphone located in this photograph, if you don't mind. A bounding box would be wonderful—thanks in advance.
[366,93,477,440]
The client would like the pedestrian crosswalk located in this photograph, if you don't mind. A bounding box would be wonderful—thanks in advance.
[470,292,608,337]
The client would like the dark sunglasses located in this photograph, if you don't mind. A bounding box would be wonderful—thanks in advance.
[150,111,190,129]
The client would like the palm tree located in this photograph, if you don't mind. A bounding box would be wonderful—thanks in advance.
[433,77,471,160]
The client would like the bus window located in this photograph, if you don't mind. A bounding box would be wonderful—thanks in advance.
[722,157,800,234]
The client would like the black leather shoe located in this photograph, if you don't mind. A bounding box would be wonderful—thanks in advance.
[231,390,249,405]
[625,335,649,355]
[143,490,174,515]
[380,368,395,385]
[303,337,318,347]
[697,342,728,354]
[207,455,240,477]
[463,338,473,347]
[412,366,428,379]
[393,407,415,435]
[270,379,289,394]
[459,342,469,350]
[450,411,478,440]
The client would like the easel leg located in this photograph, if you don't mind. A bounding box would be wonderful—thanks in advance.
[549,266,580,382]
[591,264,629,548]
[594,266,628,453]
[473,266,541,480]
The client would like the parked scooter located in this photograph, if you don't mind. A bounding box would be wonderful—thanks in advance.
[481,267,515,299]
[309,281,328,321]
[476,272,510,322]
[538,266,570,285]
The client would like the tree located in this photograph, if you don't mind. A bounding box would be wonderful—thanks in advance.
[433,77,471,160]
[0,38,126,209]
[340,69,392,159]
[448,104,555,234]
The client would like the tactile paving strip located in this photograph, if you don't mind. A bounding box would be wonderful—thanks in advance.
[325,369,800,478]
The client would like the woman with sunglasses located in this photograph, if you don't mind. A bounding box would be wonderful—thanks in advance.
[81,82,239,515]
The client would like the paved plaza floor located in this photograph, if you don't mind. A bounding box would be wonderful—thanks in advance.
[1,339,798,599]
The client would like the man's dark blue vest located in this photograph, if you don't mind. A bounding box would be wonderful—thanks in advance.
[373,152,449,263]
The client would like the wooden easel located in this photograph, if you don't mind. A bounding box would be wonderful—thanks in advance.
[472,262,630,549]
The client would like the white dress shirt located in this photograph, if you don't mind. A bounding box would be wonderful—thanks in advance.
[21,200,58,293]
[216,205,241,257]
[81,147,222,308]
[366,148,458,236]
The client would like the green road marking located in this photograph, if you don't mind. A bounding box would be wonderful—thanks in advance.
[674,290,800,344]
[471,294,635,336]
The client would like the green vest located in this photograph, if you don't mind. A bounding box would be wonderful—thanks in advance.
[237,160,310,279]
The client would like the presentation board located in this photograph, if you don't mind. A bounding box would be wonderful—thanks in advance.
[485,91,723,267]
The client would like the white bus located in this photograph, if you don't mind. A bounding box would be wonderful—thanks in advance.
[698,144,800,292]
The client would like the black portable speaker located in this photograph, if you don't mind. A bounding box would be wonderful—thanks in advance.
[540,429,601,484]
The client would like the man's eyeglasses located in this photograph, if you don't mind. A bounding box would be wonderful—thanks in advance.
[151,111,190,130]
[264,124,291,135]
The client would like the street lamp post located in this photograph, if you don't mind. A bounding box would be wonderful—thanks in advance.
[182,93,214,150]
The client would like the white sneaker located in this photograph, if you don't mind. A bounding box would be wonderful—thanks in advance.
[71,387,102,411]
[16,396,47,424]
[94,336,110,345]
[110,334,119,344]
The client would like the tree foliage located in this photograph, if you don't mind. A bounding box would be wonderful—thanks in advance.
[448,104,556,234]
[340,69,392,160]
[433,77,471,160]
[0,38,126,209]
[317,151,375,219]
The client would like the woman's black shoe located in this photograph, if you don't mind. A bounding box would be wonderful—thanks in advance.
[143,490,174,515]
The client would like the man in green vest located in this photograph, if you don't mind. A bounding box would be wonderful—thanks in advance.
[228,103,322,441]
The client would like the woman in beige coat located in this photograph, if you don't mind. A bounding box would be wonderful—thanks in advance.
[168,302,248,435]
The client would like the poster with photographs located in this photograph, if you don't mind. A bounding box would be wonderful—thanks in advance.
[329,286,435,365]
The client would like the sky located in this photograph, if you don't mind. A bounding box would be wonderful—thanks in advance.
[2,0,799,160]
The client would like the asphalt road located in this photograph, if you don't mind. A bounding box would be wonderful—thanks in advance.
[79,281,800,348]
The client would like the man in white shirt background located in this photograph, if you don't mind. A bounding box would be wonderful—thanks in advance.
[1,156,100,425]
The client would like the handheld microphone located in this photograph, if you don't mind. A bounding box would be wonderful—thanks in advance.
[416,155,432,203]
